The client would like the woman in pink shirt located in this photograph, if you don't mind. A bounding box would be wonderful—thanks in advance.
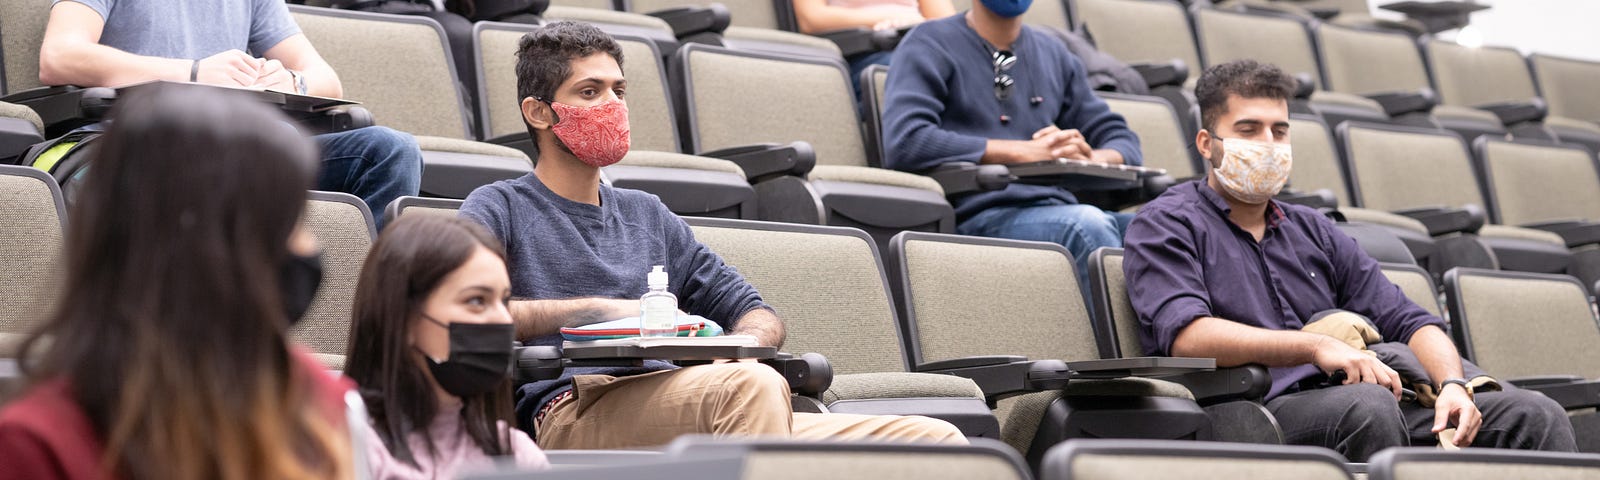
[345,215,549,479]
[0,84,352,480]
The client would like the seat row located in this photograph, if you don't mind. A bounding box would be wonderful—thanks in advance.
[470,436,1600,480]
[7,158,1600,457]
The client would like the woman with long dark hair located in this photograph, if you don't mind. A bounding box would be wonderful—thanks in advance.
[0,84,351,479]
[346,214,547,478]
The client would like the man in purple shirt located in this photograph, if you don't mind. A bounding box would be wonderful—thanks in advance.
[1124,60,1575,461]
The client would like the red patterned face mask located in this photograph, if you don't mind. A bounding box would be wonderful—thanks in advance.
[549,99,631,168]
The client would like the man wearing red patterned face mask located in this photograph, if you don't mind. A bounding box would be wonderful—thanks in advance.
[458,21,966,450]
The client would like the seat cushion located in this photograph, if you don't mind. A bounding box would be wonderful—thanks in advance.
[808,165,944,194]
[723,26,843,58]
[1480,224,1566,246]
[0,102,42,133]
[1309,90,1386,113]
[0,332,25,358]
[1546,115,1600,136]
[820,372,983,404]
[1340,207,1430,235]
[616,150,744,176]
[415,135,532,162]
[1433,104,1504,125]
[543,6,673,33]
[311,352,346,371]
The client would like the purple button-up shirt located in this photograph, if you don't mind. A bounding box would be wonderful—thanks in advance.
[1123,181,1447,399]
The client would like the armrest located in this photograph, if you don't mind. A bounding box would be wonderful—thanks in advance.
[296,105,374,135]
[1292,73,1316,100]
[1065,357,1214,379]
[1159,365,1271,405]
[1391,204,1485,236]
[1507,375,1587,388]
[2,86,115,137]
[698,142,816,182]
[816,28,877,57]
[1518,378,1600,410]
[814,26,907,57]
[473,0,549,21]
[762,352,833,397]
[1131,60,1188,89]
[1275,188,1337,209]
[1522,220,1600,248]
[646,5,731,38]
[513,344,565,385]
[1363,89,1437,117]
[1305,6,1340,19]
[917,357,1071,399]
[0,116,44,164]
[919,355,1028,370]
[1474,99,1547,125]
[923,162,1015,195]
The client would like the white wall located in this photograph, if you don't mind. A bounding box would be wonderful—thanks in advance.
[1371,0,1600,61]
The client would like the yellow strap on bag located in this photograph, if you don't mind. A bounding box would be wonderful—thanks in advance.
[31,140,78,173]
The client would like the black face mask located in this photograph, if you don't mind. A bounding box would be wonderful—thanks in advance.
[280,251,323,326]
[418,315,514,398]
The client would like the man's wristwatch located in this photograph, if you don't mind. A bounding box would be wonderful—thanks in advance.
[289,69,308,95]
[1440,378,1474,400]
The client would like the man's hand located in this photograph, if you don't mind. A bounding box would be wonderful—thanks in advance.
[1032,126,1093,160]
[195,50,262,87]
[253,59,295,92]
[1433,384,1481,447]
[1310,336,1403,399]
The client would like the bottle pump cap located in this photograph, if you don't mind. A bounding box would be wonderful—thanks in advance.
[648,265,668,289]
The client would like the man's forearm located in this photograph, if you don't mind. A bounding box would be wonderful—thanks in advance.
[1172,316,1326,367]
[508,298,634,341]
[981,139,1037,165]
[1091,148,1124,165]
[40,42,189,88]
[1408,325,1465,386]
[729,308,785,348]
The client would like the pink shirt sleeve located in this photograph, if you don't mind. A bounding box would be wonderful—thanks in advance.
[506,423,550,470]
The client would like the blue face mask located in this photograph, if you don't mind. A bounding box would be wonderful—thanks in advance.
[979,0,1032,18]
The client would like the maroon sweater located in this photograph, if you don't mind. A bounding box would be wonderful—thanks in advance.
[0,349,348,479]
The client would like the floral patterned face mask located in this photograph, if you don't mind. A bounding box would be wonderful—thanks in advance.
[548,99,631,168]
[1209,135,1293,205]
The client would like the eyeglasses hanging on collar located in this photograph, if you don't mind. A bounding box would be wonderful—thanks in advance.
[992,49,1016,101]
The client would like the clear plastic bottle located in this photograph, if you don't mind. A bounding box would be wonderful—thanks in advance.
[639,265,678,337]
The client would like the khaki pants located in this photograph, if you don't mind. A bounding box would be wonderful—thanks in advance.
[534,363,968,449]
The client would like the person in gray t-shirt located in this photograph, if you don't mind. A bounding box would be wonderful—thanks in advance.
[459,22,966,449]
[39,0,421,225]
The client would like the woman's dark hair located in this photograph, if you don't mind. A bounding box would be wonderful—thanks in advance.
[18,83,348,479]
[345,214,515,466]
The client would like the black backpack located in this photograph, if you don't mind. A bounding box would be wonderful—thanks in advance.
[1045,26,1150,96]
[14,130,102,208]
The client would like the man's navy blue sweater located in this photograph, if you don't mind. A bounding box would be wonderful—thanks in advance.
[882,14,1142,220]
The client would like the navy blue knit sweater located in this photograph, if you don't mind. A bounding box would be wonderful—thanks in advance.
[882,14,1142,220]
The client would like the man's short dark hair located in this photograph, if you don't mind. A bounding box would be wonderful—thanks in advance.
[514,21,624,122]
[1194,59,1296,133]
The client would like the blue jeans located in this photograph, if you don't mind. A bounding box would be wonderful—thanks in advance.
[314,126,421,229]
[958,199,1134,290]
[847,51,893,98]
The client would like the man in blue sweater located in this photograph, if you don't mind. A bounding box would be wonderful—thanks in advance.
[460,21,963,449]
[882,0,1141,280]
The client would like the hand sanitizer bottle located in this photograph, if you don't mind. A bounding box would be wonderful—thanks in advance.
[639,265,678,337]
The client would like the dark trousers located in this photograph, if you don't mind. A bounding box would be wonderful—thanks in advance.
[1266,383,1577,462]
